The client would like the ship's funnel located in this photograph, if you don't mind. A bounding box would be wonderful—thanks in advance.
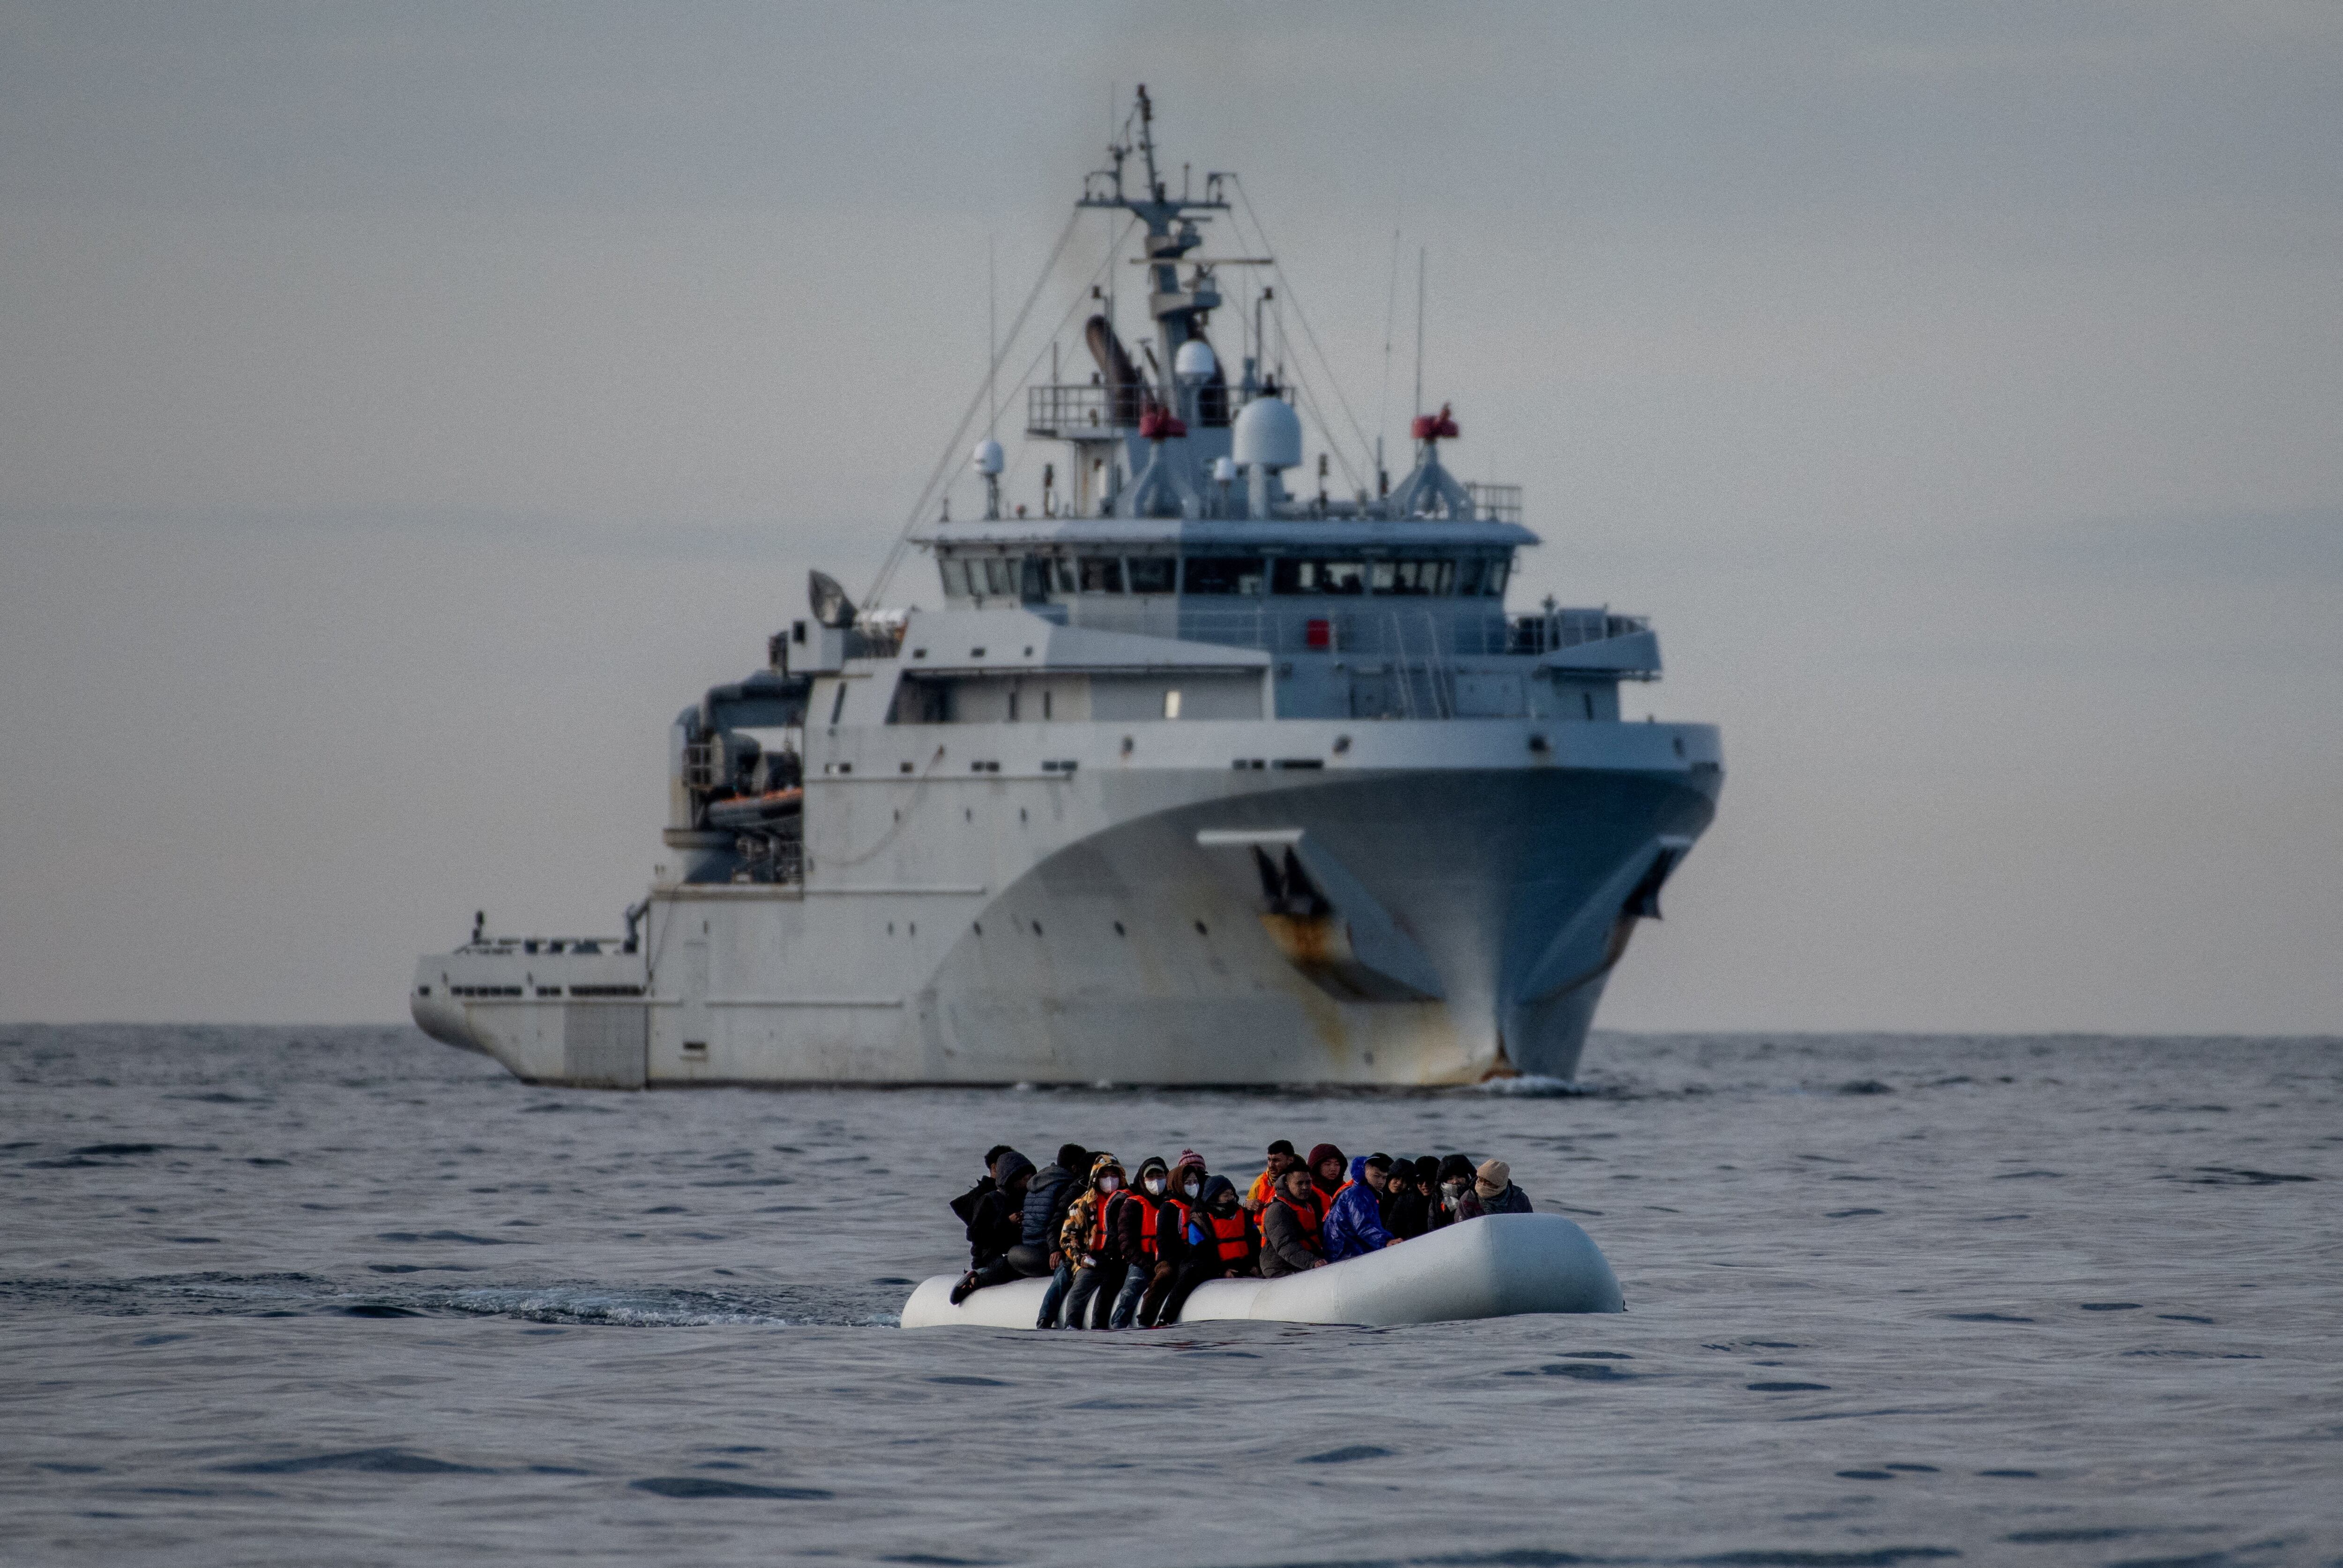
[807,570,857,629]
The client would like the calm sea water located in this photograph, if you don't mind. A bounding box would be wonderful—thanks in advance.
[3,1025,2338,1567]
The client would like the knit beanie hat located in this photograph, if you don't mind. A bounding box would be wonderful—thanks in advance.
[1475,1158,1511,1198]
[1306,1142,1344,1171]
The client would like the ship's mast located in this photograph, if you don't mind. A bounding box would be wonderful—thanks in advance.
[1078,85,1230,379]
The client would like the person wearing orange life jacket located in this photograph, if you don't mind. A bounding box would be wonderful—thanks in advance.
[1241,1138,1300,1218]
[1057,1153,1128,1330]
[1106,1155,1170,1329]
[1259,1165,1328,1277]
[1158,1174,1255,1323]
[1137,1150,1208,1327]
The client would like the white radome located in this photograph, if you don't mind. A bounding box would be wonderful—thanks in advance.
[1174,338,1217,381]
[971,438,1005,475]
[1232,395,1303,471]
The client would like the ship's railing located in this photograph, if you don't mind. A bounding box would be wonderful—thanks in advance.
[1028,383,1140,435]
[1464,483,1523,524]
[1175,605,1642,659]
[1027,381,1254,438]
[460,936,633,955]
[1501,609,1648,655]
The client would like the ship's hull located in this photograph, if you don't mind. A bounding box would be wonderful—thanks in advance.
[412,718,1720,1086]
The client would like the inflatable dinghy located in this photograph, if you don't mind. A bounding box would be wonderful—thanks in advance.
[901,1213,1622,1330]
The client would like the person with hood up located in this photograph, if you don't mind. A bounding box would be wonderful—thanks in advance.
[1306,1142,1348,1204]
[1057,1153,1129,1330]
[1320,1152,1398,1262]
[949,1145,1015,1234]
[950,1148,1039,1302]
[1024,1143,1088,1328]
[1474,1158,1534,1215]
[1381,1154,1431,1240]
[1108,1155,1171,1330]
[1427,1153,1483,1227]
[1137,1150,1209,1327]
[1259,1164,1328,1277]
[1159,1173,1255,1322]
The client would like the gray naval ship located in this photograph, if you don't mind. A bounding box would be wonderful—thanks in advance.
[412,91,1723,1088]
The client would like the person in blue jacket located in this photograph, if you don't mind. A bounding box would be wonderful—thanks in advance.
[1319,1152,1397,1261]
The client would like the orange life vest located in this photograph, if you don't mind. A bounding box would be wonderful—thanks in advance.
[1202,1209,1251,1263]
[1271,1189,1321,1247]
[1134,1193,1163,1257]
[1089,1190,1121,1254]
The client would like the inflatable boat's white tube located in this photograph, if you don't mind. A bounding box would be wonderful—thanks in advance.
[899,1213,1622,1329]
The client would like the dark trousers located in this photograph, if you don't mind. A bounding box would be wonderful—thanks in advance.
[1159,1258,1229,1325]
[1109,1257,1156,1328]
[966,1242,1050,1294]
[1061,1258,1129,1329]
[1133,1259,1179,1327]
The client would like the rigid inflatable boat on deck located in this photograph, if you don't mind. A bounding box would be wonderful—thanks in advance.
[900,1213,1623,1329]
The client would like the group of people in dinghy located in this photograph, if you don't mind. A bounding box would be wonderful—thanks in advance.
[947,1138,1535,1330]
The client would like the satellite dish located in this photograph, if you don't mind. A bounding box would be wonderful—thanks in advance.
[808,570,857,629]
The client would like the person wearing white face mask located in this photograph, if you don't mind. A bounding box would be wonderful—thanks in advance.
[1107,1155,1171,1329]
[1138,1151,1210,1327]
[1428,1152,1484,1228]
[1057,1153,1130,1329]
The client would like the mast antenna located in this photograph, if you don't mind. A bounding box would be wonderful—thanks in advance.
[1413,245,1426,421]
[987,235,998,440]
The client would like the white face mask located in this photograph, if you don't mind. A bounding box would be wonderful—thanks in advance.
[1181,1179,1201,1198]
[1097,1174,1119,1193]
[1443,1180,1468,1199]
[1143,1175,1167,1196]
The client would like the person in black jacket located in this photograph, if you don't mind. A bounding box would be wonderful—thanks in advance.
[949,1144,1015,1246]
[1380,1154,1430,1240]
[1027,1143,1089,1327]
[950,1149,1037,1302]
[1158,1174,1255,1324]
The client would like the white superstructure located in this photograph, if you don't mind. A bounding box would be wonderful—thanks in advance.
[410,89,1723,1087]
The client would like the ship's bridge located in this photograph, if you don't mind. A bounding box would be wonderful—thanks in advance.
[913,517,1587,661]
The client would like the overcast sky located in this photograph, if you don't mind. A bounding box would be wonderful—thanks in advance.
[3,1,2338,1033]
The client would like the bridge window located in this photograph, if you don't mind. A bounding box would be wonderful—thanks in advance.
[1455,555,1511,596]
[939,558,972,596]
[1373,559,1455,595]
[1127,557,1177,595]
[1078,556,1124,593]
[1272,559,1367,595]
[1184,557,1267,595]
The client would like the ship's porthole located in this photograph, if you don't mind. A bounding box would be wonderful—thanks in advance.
[1032,921,1044,936]
[1194,920,1209,936]
[964,808,973,822]
[1019,808,1028,823]
[1113,921,1126,936]
[973,921,982,936]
